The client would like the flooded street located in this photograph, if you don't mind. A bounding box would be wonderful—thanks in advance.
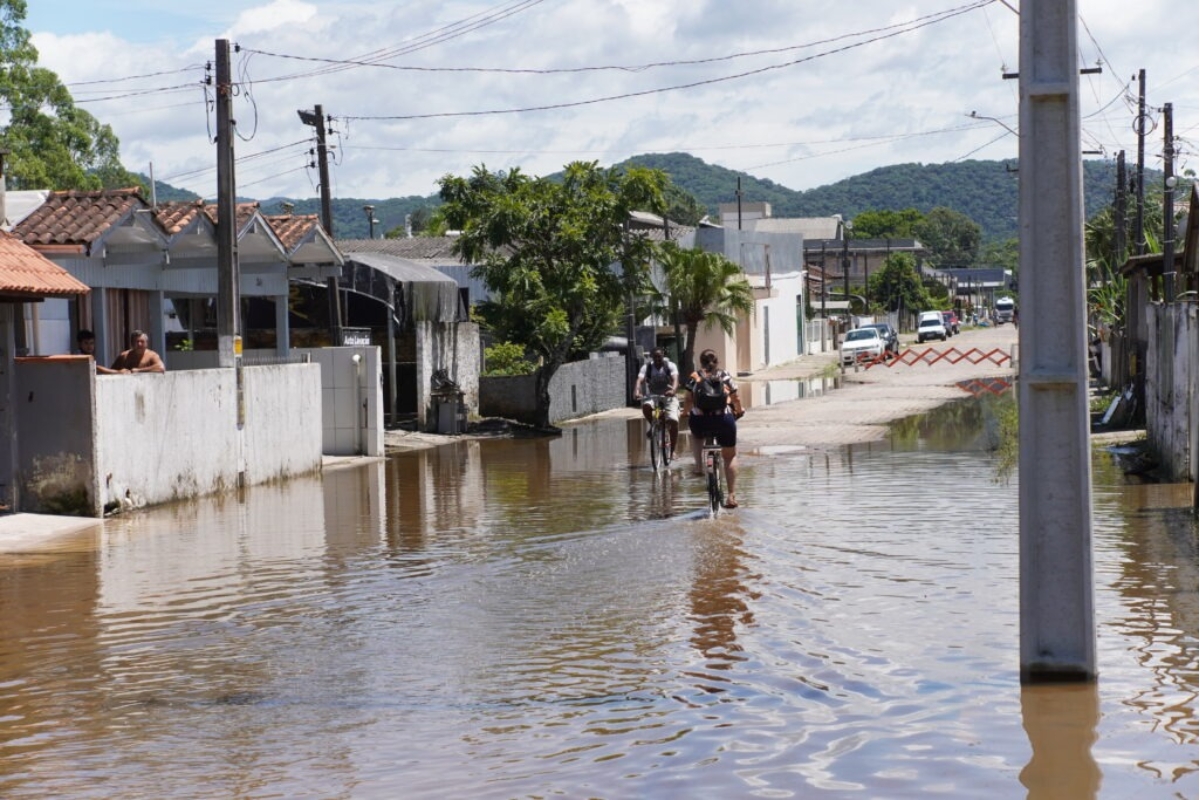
[0,399,1195,799]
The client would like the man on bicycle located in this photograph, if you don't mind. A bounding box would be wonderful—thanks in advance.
[633,347,680,460]
[682,349,744,509]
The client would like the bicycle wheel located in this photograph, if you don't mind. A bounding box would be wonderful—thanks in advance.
[659,417,672,467]
[648,419,661,471]
[707,453,723,516]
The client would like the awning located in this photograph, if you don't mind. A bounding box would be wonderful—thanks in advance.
[340,251,462,324]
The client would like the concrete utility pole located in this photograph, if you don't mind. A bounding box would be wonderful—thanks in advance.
[1134,69,1147,256]
[298,104,343,345]
[215,39,240,369]
[1161,103,1176,301]
[1111,150,1126,281]
[1017,0,1097,682]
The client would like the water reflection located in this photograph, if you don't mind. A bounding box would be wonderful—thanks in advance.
[0,399,1194,799]
[687,523,758,678]
[740,375,840,409]
[1020,684,1101,800]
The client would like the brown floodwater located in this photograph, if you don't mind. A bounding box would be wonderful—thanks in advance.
[0,398,1195,799]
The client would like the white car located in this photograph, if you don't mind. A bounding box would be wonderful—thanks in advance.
[917,316,948,343]
[840,327,885,365]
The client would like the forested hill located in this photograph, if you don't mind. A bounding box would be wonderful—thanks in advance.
[617,152,1133,242]
[140,153,1146,242]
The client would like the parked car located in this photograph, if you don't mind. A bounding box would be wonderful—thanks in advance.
[840,327,885,365]
[941,311,960,335]
[859,322,900,356]
[917,316,948,343]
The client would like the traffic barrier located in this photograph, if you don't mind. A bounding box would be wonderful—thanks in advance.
[860,347,1013,370]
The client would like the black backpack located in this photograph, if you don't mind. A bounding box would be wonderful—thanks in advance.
[692,373,727,412]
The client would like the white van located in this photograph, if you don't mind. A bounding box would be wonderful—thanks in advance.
[917,312,948,343]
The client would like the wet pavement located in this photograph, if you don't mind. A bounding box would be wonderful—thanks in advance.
[0,376,1194,798]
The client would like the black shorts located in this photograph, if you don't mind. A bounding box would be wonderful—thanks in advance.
[688,411,737,447]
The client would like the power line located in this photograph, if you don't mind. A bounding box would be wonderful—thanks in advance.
[239,0,550,85]
[243,2,992,79]
[341,0,994,123]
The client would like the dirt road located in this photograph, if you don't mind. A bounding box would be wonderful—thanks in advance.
[386,324,1020,453]
[736,323,1019,448]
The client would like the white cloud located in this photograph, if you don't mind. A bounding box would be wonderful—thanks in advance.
[23,0,1200,202]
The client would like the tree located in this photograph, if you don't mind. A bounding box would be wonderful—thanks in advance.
[851,208,924,239]
[656,242,755,375]
[914,207,981,268]
[0,0,140,190]
[439,161,668,429]
[867,252,932,315]
[978,237,1018,271]
[663,184,708,226]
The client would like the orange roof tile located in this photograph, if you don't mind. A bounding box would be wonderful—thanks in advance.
[0,231,90,297]
[264,214,324,251]
[151,200,208,236]
[11,188,146,247]
[203,202,260,231]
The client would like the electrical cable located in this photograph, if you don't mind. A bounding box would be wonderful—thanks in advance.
[341,1,993,122]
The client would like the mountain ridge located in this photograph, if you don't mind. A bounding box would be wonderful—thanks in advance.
[141,152,1145,243]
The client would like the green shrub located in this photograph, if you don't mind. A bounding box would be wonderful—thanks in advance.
[483,342,535,376]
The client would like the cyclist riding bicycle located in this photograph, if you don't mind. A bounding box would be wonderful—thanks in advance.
[633,347,680,460]
[682,349,744,509]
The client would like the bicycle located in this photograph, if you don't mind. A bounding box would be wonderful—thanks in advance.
[645,394,673,472]
[701,434,725,516]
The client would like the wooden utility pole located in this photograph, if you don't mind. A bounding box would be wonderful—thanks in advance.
[215,39,240,369]
[1017,0,1097,682]
[298,104,343,345]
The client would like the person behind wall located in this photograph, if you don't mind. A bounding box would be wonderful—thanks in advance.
[682,349,744,509]
[76,329,119,374]
[109,330,166,374]
[633,347,681,460]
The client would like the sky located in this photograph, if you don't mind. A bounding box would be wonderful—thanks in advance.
[24,0,1200,204]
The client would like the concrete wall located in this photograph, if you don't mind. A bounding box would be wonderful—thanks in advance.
[14,357,98,515]
[753,271,803,369]
[305,347,384,457]
[1145,303,1198,482]
[13,359,322,516]
[168,346,385,457]
[479,352,625,426]
[94,364,323,512]
[416,320,480,432]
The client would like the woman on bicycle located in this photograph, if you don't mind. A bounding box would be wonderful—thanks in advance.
[633,347,680,459]
[682,349,744,508]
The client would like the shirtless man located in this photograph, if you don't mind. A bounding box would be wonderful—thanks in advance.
[110,330,166,374]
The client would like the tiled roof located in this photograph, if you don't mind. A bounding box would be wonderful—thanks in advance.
[265,214,325,251]
[11,187,146,246]
[202,202,260,231]
[151,200,208,236]
[0,231,90,297]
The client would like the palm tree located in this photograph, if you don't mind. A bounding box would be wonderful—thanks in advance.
[657,242,755,375]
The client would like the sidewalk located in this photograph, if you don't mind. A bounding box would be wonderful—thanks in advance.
[0,512,101,549]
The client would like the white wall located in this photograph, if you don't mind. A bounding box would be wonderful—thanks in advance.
[304,347,384,457]
[754,271,803,368]
[95,364,322,512]
[167,346,385,457]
